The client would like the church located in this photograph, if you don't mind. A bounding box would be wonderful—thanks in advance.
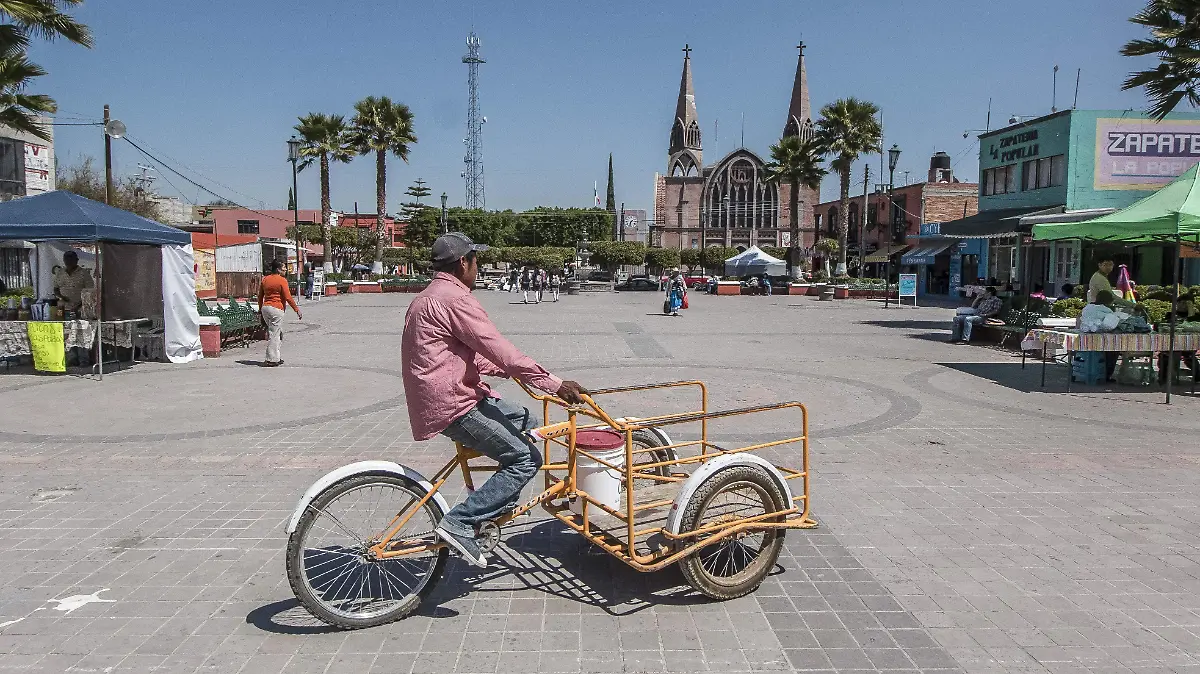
[652,44,817,252]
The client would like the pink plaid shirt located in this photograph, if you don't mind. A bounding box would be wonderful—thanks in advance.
[401,272,563,440]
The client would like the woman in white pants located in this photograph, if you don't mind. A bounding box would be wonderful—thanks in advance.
[257,260,302,366]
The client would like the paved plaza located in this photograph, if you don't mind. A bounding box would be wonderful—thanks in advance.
[2,288,1200,673]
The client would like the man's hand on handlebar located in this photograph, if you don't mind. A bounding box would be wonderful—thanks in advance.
[557,380,588,404]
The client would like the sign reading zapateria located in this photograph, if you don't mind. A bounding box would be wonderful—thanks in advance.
[1095,118,1200,190]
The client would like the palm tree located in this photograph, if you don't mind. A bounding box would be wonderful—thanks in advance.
[1121,0,1200,119]
[765,134,827,280]
[0,0,92,141]
[294,113,353,272]
[815,98,882,276]
[347,96,417,270]
[0,41,53,138]
[0,0,92,48]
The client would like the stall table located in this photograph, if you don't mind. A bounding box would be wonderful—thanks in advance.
[1024,328,1200,393]
[0,318,148,370]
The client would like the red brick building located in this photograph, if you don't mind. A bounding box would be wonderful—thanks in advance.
[335,213,402,247]
[812,153,978,260]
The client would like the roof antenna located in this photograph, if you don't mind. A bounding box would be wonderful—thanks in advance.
[1073,68,1081,109]
[1051,64,1059,113]
[740,112,744,149]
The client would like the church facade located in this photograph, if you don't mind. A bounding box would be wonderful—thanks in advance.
[652,44,818,252]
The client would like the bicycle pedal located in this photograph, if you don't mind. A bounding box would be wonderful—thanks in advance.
[477,520,502,554]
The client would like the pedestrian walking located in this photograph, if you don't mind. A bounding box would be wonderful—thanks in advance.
[521,267,533,304]
[532,267,544,303]
[508,267,519,293]
[549,271,561,302]
[536,267,547,303]
[665,270,685,316]
[303,262,314,300]
[257,259,303,366]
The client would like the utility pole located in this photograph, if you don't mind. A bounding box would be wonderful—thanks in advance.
[103,105,113,205]
[859,164,870,279]
[618,201,624,242]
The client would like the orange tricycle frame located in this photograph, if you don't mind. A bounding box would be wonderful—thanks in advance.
[367,379,817,572]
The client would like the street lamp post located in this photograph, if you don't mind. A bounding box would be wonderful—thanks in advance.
[722,193,730,248]
[287,135,302,292]
[885,144,901,308]
[441,192,448,234]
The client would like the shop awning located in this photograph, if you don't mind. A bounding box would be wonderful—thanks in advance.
[900,242,952,265]
[939,206,1061,239]
[863,245,909,263]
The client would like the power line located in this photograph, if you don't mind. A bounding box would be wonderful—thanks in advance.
[124,133,272,209]
[121,136,300,227]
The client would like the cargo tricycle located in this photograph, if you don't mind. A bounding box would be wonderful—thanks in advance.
[284,379,817,629]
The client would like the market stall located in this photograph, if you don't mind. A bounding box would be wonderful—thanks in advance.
[724,246,786,277]
[1032,164,1200,402]
[0,190,203,375]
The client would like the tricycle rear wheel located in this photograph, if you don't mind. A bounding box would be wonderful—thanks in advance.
[677,465,786,600]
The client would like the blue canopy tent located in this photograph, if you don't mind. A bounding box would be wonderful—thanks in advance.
[0,190,190,245]
[0,191,202,375]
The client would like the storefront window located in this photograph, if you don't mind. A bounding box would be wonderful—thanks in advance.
[984,170,995,196]
[1020,154,1066,190]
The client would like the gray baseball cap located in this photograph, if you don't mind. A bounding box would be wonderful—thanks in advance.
[431,232,489,266]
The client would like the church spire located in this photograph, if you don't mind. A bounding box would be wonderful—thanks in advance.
[668,44,702,175]
[783,42,813,140]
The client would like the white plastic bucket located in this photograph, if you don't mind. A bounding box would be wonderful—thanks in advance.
[571,447,627,517]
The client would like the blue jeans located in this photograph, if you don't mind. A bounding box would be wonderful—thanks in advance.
[438,396,542,538]
[951,315,986,342]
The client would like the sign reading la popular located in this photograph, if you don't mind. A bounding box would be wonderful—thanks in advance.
[1095,118,1200,190]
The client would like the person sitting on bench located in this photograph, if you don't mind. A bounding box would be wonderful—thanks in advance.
[950,286,1001,344]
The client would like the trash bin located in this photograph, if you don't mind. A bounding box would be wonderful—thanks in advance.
[199,316,221,357]
[566,281,581,296]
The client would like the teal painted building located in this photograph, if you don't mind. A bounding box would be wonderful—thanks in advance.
[964,109,1200,291]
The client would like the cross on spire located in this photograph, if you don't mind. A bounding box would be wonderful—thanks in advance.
[797,41,805,58]
[682,43,692,58]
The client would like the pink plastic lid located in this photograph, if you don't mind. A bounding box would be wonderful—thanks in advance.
[574,429,624,450]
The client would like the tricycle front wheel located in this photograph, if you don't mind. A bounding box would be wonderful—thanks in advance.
[677,465,786,600]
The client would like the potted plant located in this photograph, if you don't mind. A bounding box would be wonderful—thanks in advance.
[808,269,829,296]
[833,274,852,299]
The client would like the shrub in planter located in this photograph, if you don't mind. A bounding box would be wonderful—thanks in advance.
[833,275,852,286]
[1142,299,1171,325]
[1051,298,1085,318]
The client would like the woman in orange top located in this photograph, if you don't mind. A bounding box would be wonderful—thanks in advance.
[257,260,302,366]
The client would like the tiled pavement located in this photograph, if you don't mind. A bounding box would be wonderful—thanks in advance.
[2,290,1200,673]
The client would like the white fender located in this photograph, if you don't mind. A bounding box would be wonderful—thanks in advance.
[285,461,451,534]
[664,454,794,536]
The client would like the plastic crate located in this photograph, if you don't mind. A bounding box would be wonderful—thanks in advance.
[1071,351,1106,385]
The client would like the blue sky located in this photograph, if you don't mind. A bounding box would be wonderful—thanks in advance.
[37,0,1159,214]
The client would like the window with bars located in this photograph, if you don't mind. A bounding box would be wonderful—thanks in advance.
[237,219,260,234]
[0,247,32,290]
[0,138,25,199]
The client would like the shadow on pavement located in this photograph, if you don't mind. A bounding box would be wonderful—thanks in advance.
[418,519,715,617]
[245,598,341,635]
[937,361,1196,398]
[859,319,951,331]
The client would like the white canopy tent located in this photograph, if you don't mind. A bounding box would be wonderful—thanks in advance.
[724,246,787,277]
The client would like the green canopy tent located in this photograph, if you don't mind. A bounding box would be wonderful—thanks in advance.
[1032,163,1200,402]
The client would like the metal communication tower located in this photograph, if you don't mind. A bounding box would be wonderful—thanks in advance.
[462,31,486,209]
